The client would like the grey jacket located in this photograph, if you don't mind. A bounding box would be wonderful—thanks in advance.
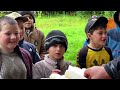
[33,54,72,79]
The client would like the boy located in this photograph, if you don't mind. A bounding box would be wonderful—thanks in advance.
[6,12,41,64]
[106,11,120,59]
[76,15,113,68]
[18,11,46,60]
[0,16,32,79]
[33,30,72,79]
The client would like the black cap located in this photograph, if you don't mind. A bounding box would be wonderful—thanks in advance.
[44,30,68,52]
[18,11,35,23]
[85,15,108,34]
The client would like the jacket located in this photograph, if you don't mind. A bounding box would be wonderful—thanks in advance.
[104,56,120,79]
[33,54,72,79]
[106,25,120,59]
[15,45,33,79]
[18,39,41,64]
[24,27,46,60]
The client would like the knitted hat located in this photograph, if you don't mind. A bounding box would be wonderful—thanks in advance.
[85,15,108,34]
[18,11,35,23]
[44,30,68,52]
[5,12,28,22]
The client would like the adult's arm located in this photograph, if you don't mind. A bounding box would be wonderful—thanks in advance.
[104,56,120,79]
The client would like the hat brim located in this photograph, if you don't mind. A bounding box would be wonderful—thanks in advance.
[15,16,28,22]
[89,17,108,30]
[85,16,108,34]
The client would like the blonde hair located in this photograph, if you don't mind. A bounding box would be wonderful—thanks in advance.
[0,16,18,31]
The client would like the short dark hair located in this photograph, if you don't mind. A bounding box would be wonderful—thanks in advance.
[89,21,107,34]
[85,15,108,35]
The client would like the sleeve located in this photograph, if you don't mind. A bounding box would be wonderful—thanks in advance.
[76,46,88,68]
[32,46,41,64]
[32,62,44,79]
[39,31,47,60]
[20,47,33,79]
[104,56,120,79]
[104,46,113,61]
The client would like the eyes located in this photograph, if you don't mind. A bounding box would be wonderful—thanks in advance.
[52,44,65,48]
[95,28,107,35]
[4,32,19,36]
[98,31,107,35]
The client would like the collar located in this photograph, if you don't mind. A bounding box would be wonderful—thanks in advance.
[18,39,24,46]
[44,54,57,65]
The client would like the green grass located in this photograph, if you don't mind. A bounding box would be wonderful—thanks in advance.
[35,15,88,65]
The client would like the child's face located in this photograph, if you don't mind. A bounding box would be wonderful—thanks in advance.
[48,44,65,61]
[17,20,25,40]
[88,27,107,48]
[23,14,34,29]
[0,23,20,53]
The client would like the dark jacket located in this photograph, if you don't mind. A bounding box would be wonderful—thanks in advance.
[15,45,33,79]
[104,56,120,79]
[18,39,41,64]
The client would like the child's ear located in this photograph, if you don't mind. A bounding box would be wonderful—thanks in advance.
[87,33,92,39]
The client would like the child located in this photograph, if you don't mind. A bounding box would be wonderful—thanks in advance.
[18,11,46,60]
[6,12,41,64]
[0,16,32,79]
[33,30,72,79]
[106,11,120,59]
[76,15,113,68]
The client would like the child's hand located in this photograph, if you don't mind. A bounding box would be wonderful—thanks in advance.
[52,69,61,74]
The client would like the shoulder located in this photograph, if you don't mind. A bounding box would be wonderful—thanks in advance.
[34,60,44,68]
[104,46,112,52]
[19,47,32,58]
[34,28,44,35]
[107,28,117,35]
[20,47,29,53]
[24,41,36,48]
[77,46,88,55]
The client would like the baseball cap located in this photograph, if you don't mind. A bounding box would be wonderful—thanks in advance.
[5,12,28,22]
[85,15,108,34]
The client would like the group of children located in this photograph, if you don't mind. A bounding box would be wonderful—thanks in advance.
[0,11,119,79]
[0,11,72,79]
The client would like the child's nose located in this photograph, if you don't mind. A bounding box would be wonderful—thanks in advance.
[11,34,16,39]
[56,46,61,50]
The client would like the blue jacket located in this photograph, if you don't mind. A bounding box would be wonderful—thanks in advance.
[18,39,41,64]
[106,24,120,59]
[83,39,89,47]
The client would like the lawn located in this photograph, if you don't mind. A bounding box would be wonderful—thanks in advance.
[35,15,89,65]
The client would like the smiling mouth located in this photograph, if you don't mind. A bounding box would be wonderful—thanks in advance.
[102,40,106,42]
